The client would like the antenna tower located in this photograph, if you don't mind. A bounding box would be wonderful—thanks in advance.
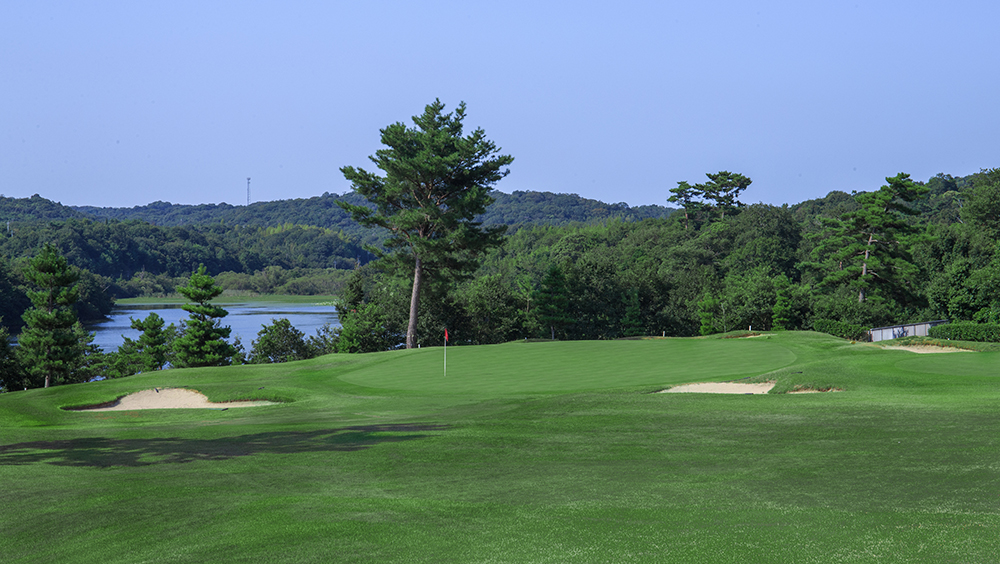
[247,177,251,206]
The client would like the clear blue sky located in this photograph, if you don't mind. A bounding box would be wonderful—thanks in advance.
[3,1,998,209]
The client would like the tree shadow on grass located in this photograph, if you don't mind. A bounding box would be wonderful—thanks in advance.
[0,423,449,468]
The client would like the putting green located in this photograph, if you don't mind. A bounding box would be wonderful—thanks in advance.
[338,338,798,393]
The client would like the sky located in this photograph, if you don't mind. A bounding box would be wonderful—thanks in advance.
[3,1,999,209]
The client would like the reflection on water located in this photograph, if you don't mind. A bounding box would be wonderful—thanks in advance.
[86,302,341,352]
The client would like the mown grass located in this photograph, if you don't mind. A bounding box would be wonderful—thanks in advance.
[1,331,999,563]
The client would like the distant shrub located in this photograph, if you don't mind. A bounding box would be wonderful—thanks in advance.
[929,321,1000,342]
[813,319,870,341]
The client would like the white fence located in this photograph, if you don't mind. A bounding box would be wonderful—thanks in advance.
[868,320,949,343]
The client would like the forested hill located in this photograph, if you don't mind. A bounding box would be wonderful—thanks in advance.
[0,194,90,222]
[68,191,673,230]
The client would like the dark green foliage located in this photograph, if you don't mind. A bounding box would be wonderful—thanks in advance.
[463,274,526,344]
[791,190,861,227]
[68,190,672,236]
[0,261,30,332]
[74,269,116,320]
[807,173,929,307]
[484,191,672,225]
[721,267,779,331]
[106,313,176,379]
[0,323,26,392]
[172,266,235,368]
[813,319,870,341]
[697,171,752,220]
[670,171,751,226]
[720,204,802,278]
[620,289,645,337]
[0,218,373,292]
[16,244,90,388]
[771,274,793,331]
[928,321,1000,342]
[535,265,573,339]
[0,194,89,222]
[668,181,700,229]
[338,303,396,353]
[698,294,722,335]
[959,168,1000,236]
[305,323,340,356]
[248,318,311,364]
[339,100,513,348]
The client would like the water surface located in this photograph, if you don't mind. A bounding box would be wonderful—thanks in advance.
[87,302,340,352]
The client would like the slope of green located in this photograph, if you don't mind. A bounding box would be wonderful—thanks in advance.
[338,338,797,394]
[1,331,999,563]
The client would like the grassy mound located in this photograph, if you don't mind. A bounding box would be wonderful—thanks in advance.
[1,331,999,563]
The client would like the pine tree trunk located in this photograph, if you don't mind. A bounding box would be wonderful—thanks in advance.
[859,233,873,303]
[407,255,423,349]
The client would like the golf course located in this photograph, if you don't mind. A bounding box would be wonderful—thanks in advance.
[1,331,998,563]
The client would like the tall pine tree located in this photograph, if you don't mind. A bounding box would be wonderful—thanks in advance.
[339,100,513,349]
[16,244,88,388]
[810,173,929,305]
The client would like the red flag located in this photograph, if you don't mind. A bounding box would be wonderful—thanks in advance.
[445,328,449,342]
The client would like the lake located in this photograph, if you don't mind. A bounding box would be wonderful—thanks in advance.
[86,302,341,352]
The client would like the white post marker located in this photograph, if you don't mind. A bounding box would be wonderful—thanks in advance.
[444,328,449,377]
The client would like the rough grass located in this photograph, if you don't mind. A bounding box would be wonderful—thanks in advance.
[1,331,999,563]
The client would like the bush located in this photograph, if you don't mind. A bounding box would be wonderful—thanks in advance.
[813,319,870,341]
[929,321,1000,342]
[248,318,311,364]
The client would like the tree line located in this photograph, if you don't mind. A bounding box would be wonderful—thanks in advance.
[336,167,1000,349]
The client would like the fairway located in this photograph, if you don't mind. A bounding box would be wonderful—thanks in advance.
[2,332,999,563]
[338,338,798,393]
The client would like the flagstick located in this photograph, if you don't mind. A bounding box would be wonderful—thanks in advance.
[444,332,447,378]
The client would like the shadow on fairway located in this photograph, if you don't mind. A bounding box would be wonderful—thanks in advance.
[0,423,449,468]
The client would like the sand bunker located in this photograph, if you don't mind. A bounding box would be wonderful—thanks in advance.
[880,345,971,354]
[660,382,775,394]
[75,388,276,411]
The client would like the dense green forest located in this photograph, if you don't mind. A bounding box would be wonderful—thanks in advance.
[66,190,674,243]
[337,170,1000,348]
[1,171,998,351]
[0,189,670,329]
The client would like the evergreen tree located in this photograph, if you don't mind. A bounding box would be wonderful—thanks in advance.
[16,244,89,388]
[339,99,513,349]
[109,313,175,377]
[698,171,751,220]
[172,266,235,367]
[809,173,929,305]
[535,265,573,340]
[668,181,700,229]
[131,312,174,370]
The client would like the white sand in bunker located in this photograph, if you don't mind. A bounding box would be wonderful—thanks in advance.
[81,388,276,411]
[879,345,971,354]
[659,382,776,394]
